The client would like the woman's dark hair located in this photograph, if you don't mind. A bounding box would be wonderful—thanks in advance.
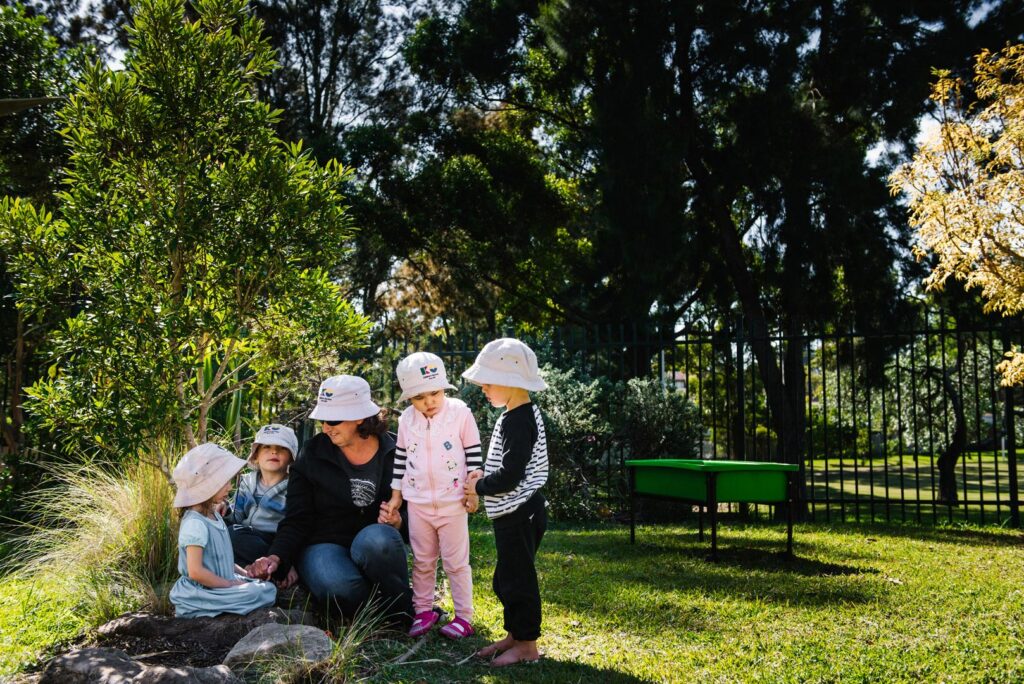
[357,411,389,439]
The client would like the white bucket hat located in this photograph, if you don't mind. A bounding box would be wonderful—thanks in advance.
[248,423,299,463]
[309,375,381,422]
[396,351,456,401]
[172,443,247,508]
[461,338,547,391]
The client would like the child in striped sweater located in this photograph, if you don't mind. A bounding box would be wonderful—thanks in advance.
[462,338,548,667]
[387,352,483,639]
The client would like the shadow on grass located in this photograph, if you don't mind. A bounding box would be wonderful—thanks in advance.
[421,657,652,684]
[362,636,651,684]
[533,526,881,621]
[627,538,876,578]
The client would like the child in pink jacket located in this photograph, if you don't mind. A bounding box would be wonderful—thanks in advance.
[387,352,483,639]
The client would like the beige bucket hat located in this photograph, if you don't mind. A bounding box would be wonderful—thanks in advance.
[396,351,456,400]
[309,375,381,422]
[172,443,247,508]
[461,338,546,391]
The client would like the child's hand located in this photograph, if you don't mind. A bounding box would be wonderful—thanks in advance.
[378,501,402,528]
[386,490,403,516]
[464,494,479,513]
[215,501,229,517]
[464,469,484,496]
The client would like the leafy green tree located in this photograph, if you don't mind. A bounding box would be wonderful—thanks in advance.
[892,43,1024,387]
[0,0,368,466]
[0,3,72,202]
[0,3,84,498]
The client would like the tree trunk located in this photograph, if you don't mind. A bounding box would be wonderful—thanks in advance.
[937,363,966,505]
[687,150,808,514]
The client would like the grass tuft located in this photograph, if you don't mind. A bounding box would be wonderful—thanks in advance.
[9,456,178,623]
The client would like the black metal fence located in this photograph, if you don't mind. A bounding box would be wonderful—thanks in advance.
[344,314,1024,527]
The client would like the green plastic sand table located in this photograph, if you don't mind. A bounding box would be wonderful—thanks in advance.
[625,458,800,560]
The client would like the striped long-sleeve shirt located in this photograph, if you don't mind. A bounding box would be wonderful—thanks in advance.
[475,403,548,521]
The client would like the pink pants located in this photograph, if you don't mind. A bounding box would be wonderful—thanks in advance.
[408,503,473,620]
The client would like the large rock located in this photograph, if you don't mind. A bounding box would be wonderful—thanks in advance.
[222,624,333,671]
[39,647,241,683]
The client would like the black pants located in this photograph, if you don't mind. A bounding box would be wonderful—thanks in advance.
[492,501,547,641]
[229,525,275,567]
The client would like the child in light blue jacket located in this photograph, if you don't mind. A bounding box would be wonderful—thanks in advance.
[225,424,296,567]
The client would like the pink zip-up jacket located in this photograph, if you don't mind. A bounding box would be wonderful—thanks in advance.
[392,397,483,516]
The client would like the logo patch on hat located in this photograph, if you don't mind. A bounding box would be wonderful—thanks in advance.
[318,388,334,403]
[419,365,439,379]
[263,426,281,434]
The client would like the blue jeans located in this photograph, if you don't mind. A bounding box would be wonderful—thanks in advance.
[296,524,413,622]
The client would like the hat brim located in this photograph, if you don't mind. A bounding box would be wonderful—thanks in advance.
[173,456,246,508]
[399,380,456,401]
[309,400,382,422]
[461,365,546,391]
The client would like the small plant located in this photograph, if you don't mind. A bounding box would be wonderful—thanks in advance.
[533,365,614,520]
[251,595,387,683]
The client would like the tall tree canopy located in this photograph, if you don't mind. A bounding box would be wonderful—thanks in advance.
[397,0,1024,472]
[0,0,368,461]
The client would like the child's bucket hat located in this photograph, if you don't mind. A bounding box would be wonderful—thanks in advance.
[461,338,546,391]
[309,375,382,422]
[248,423,299,464]
[172,443,247,508]
[396,351,456,401]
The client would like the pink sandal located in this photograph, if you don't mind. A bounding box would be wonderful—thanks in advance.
[408,610,440,637]
[439,616,475,640]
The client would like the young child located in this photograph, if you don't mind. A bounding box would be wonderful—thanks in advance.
[461,338,548,667]
[169,443,277,618]
[387,351,483,639]
[224,424,297,566]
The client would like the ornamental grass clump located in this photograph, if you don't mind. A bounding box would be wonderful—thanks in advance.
[11,455,178,623]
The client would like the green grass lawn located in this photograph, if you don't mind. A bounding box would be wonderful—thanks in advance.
[0,574,88,676]
[3,517,1024,682]
[806,451,1024,510]
[359,517,1024,683]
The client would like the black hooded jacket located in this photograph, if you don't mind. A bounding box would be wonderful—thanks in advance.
[267,431,404,576]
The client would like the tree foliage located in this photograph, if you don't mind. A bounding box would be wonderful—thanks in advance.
[0,0,369,463]
[892,43,1024,386]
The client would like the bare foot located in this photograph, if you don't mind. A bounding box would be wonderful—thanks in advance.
[489,640,540,667]
[476,634,515,658]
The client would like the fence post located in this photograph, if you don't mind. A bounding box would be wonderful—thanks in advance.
[1005,376,1020,528]
[734,315,745,461]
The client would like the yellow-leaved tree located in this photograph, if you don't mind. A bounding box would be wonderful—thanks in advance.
[890,43,1024,385]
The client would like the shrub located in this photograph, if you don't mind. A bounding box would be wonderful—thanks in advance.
[532,366,614,520]
[619,377,703,460]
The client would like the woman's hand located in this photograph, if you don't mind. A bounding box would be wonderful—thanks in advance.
[378,501,401,529]
[464,469,484,496]
[246,554,281,580]
[464,493,479,513]
[275,567,299,590]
